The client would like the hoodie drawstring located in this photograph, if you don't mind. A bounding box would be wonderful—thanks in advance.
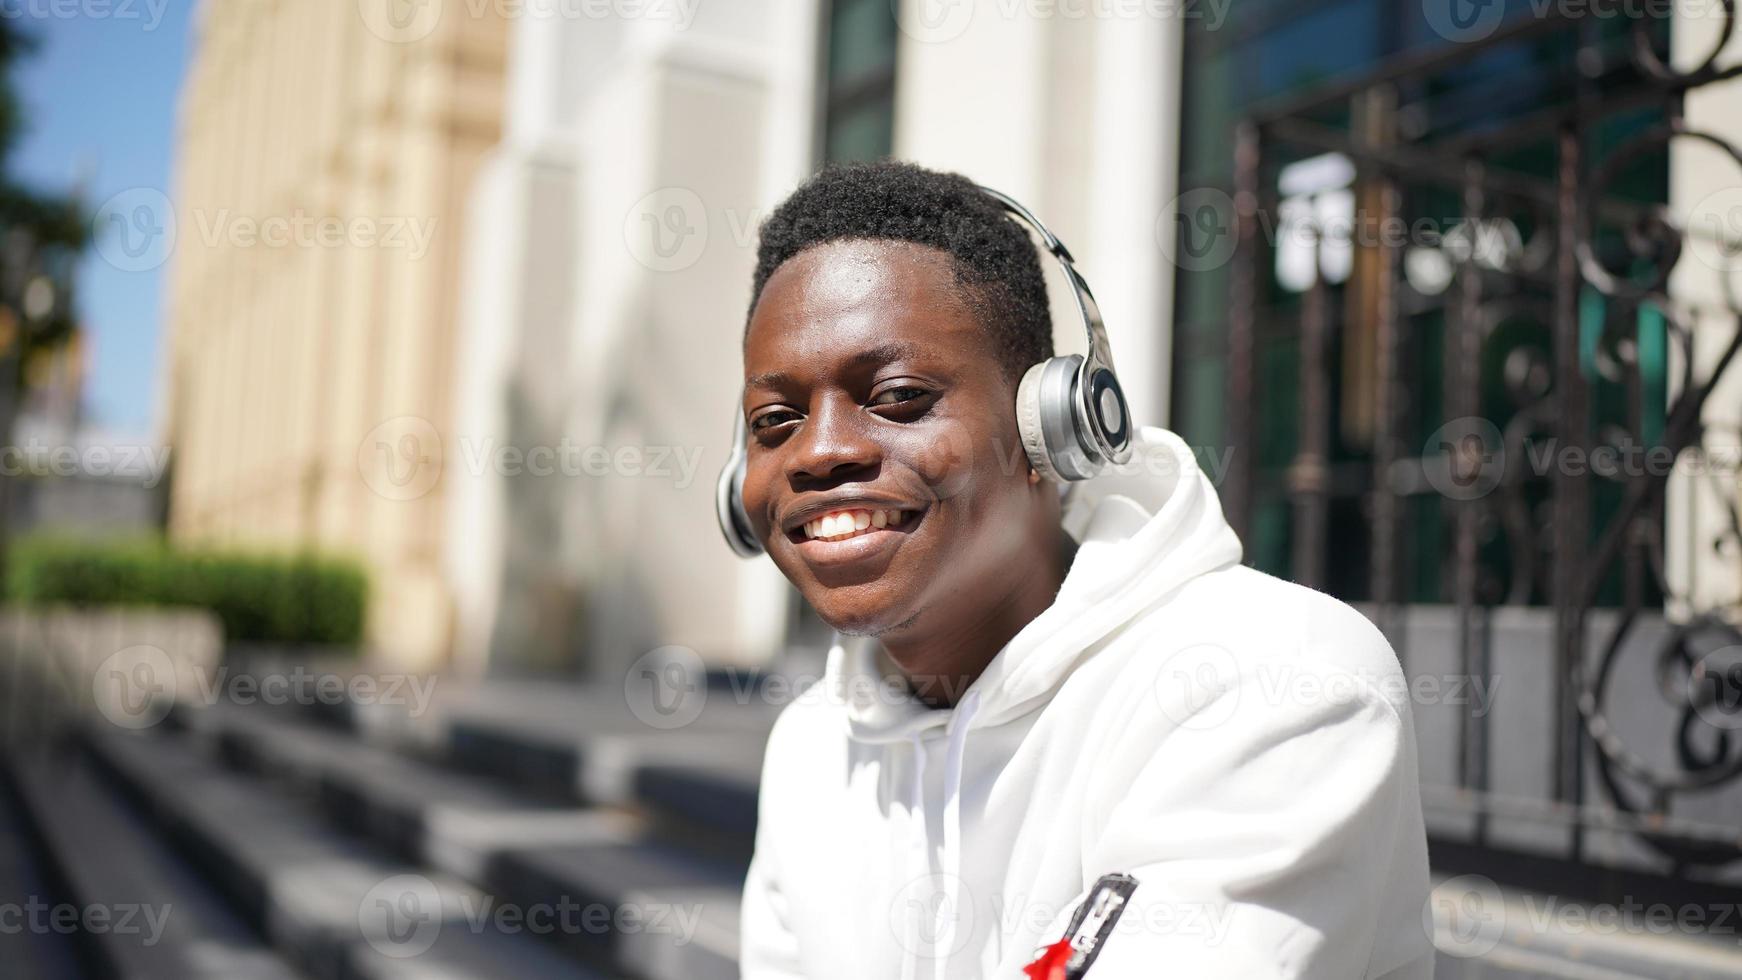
[901,731,927,980]
[936,689,982,980]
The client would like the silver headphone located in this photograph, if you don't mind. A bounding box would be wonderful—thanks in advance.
[716,184,1133,558]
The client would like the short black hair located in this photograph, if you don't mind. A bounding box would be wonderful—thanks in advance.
[747,160,1052,382]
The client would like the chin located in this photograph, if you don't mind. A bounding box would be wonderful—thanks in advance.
[807,588,920,639]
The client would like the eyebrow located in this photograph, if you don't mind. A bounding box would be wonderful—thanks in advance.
[744,341,924,391]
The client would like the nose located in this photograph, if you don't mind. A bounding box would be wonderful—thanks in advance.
[786,395,881,488]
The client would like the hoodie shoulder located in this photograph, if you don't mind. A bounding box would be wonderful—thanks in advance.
[1134,562,1411,714]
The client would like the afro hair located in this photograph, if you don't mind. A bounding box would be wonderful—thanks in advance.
[747,160,1053,382]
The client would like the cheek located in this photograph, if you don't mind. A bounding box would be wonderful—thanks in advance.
[738,454,780,539]
[891,404,1025,506]
[898,424,982,503]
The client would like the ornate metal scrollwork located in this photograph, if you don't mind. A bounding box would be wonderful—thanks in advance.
[1231,0,1742,867]
[1560,19,1742,859]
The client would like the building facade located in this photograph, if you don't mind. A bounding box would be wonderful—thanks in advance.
[162,1,1742,705]
[163,0,509,668]
[441,0,1185,676]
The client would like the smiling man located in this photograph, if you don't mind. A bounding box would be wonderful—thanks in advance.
[729,162,1432,980]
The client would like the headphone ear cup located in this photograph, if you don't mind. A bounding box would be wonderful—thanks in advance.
[715,418,764,557]
[1016,360,1066,484]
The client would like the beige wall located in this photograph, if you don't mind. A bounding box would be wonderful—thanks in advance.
[162,2,508,668]
[1667,9,1742,620]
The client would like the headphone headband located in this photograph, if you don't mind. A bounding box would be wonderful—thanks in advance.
[974,184,1130,466]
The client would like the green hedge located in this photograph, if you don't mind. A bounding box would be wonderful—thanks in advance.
[6,536,368,646]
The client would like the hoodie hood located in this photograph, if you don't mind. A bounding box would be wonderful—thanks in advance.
[826,426,1243,742]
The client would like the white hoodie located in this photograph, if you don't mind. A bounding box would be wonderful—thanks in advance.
[740,427,1434,980]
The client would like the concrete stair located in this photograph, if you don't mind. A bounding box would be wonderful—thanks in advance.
[8,745,300,980]
[85,729,612,980]
[1427,873,1742,980]
[184,700,745,978]
[6,667,1741,980]
[0,770,85,980]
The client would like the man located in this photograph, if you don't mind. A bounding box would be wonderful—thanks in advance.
[732,161,1432,979]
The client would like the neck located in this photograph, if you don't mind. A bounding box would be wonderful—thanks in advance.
[882,528,1074,709]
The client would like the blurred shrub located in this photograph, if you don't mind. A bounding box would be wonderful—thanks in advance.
[6,536,368,647]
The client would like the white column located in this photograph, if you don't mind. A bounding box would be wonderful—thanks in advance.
[1667,10,1742,620]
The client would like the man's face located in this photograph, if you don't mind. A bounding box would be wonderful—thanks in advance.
[741,238,1048,638]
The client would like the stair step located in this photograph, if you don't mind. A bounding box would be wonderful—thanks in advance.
[1429,875,1742,979]
[197,704,642,878]
[439,682,771,834]
[493,838,744,980]
[633,761,759,854]
[9,746,300,980]
[187,701,747,980]
[86,730,612,980]
[0,765,86,980]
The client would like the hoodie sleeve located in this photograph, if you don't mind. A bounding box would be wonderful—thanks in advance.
[739,707,810,980]
[740,836,807,979]
[1073,644,1431,979]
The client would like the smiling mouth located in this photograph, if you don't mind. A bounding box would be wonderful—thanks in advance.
[797,507,913,543]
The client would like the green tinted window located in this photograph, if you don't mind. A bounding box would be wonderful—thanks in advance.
[820,0,897,163]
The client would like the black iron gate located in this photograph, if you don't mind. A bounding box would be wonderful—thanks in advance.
[1219,6,1742,870]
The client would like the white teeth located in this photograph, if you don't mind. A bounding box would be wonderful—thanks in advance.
[801,508,909,542]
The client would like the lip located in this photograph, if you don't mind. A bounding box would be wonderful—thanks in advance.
[778,495,927,569]
[792,508,924,567]
[779,494,925,536]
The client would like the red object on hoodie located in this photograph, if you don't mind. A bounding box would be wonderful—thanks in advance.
[1022,938,1074,980]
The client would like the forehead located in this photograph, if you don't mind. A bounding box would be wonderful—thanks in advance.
[744,239,986,372]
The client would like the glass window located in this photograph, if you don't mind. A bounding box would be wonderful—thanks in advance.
[819,0,897,163]
[1170,2,1669,604]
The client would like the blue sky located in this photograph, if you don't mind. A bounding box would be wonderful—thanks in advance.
[10,4,191,439]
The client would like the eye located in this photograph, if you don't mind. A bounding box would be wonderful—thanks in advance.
[750,408,801,432]
[869,386,933,409]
